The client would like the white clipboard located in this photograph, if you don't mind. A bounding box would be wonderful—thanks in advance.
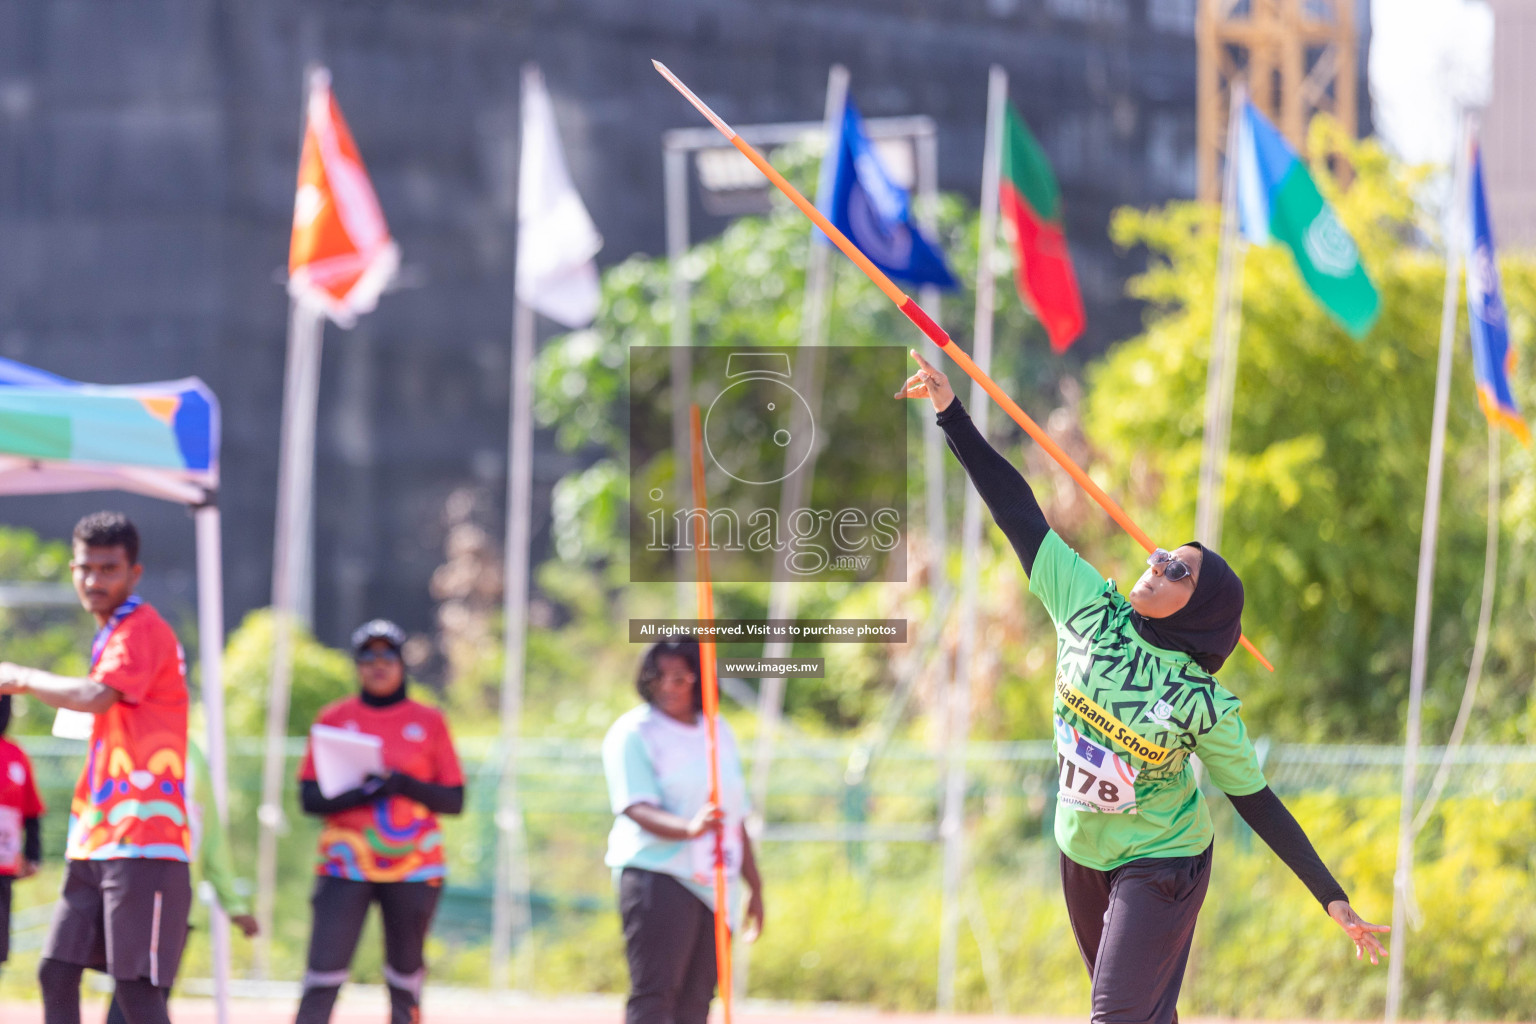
[310,725,385,798]
[52,708,95,741]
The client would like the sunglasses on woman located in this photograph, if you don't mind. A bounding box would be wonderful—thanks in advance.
[1147,548,1194,583]
[356,648,402,665]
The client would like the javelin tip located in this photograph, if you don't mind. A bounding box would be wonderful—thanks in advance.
[652,60,737,139]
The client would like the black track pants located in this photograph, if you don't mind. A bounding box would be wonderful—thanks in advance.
[294,876,442,1024]
[619,868,718,1024]
[1060,845,1213,1024]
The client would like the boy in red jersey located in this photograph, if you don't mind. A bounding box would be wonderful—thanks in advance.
[0,694,45,969]
[294,619,464,1024]
[0,511,191,1024]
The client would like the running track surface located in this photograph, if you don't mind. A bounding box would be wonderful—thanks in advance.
[0,993,1469,1024]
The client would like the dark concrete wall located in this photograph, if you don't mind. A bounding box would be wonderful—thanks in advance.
[0,0,1253,652]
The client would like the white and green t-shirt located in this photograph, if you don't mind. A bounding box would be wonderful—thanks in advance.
[1030,530,1267,870]
[602,704,750,914]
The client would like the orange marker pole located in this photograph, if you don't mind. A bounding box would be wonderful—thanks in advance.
[688,404,733,1024]
[652,61,1273,673]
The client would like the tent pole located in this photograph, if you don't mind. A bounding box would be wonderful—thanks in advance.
[255,298,326,975]
[195,502,231,1024]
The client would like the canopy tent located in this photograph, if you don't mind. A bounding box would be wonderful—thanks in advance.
[0,356,233,1021]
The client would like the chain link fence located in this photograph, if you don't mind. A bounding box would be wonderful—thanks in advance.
[9,734,1536,988]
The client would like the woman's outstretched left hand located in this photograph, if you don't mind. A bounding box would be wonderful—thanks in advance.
[1327,900,1390,965]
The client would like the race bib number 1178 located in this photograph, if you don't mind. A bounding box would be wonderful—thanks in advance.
[1054,716,1139,814]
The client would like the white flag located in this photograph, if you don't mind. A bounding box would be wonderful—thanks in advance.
[517,66,603,328]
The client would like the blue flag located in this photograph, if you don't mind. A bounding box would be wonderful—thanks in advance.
[818,100,957,290]
[1467,142,1529,445]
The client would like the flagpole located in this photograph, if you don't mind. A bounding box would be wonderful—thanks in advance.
[491,288,537,990]
[750,62,846,820]
[1410,419,1499,838]
[1195,82,1248,550]
[665,140,694,616]
[741,61,849,998]
[254,294,325,976]
[1386,108,1472,1023]
[915,114,950,738]
[937,63,1006,1012]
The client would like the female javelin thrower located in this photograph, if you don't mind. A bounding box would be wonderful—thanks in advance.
[897,350,1387,1024]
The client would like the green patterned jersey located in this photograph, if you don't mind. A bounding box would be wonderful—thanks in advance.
[1030,531,1267,870]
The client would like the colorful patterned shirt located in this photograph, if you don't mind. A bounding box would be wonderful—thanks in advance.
[298,696,464,883]
[68,600,192,861]
[1031,530,1268,871]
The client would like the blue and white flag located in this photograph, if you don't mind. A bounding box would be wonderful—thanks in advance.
[1467,141,1528,444]
[818,100,957,290]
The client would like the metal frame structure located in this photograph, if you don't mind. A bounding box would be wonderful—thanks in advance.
[1197,0,1359,200]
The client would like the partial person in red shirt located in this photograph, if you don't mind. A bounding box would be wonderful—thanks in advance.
[0,511,193,1024]
[0,693,45,971]
[294,619,465,1024]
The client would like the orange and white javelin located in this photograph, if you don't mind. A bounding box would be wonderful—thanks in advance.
[653,60,1273,672]
[688,404,734,1023]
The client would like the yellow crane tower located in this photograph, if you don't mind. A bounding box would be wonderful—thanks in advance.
[1197,0,1361,201]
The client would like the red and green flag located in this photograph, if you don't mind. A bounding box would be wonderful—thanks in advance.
[1000,104,1085,351]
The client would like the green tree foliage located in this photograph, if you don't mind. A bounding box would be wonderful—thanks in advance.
[220,609,357,737]
[1084,120,1536,740]
[0,526,91,736]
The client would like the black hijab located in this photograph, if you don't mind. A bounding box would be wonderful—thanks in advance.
[1130,542,1244,674]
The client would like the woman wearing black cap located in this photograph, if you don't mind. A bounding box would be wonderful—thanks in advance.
[293,620,465,1024]
[897,351,1387,1024]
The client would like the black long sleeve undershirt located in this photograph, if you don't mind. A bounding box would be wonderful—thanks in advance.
[299,777,465,817]
[300,778,375,815]
[1227,786,1348,910]
[396,776,465,815]
[23,816,40,864]
[935,398,1051,574]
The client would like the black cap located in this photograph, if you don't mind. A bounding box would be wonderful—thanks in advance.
[350,619,407,657]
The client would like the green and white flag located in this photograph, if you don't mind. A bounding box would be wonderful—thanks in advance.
[1236,100,1380,337]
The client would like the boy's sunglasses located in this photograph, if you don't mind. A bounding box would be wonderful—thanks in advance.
[1147,548,1194,583]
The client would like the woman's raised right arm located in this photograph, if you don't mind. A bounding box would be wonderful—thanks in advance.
[936,398,1052,574]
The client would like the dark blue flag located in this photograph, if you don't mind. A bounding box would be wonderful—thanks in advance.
[1467,141,1528,445]
[817,100,957,290]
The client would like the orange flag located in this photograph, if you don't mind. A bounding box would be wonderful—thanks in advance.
[288,68,399,327]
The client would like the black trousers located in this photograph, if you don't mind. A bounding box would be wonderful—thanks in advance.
[619,868,718,1024]
[0,875,11,963]
[1060,845,1213,1024]
[294,875,442,1024]
[103,987,168,1024]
